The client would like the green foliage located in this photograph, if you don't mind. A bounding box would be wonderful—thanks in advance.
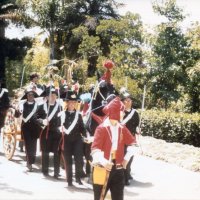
[141,110,200,147]
[71,59,88,85]
[24,39,49,71]
[0,0,19,83]
[16,0,121,74]
[111,67,142,108]
[96,12,144,70]
[16,0,74,59]
[73,26,102,58]
[5,59,26,95]
[2,0,199,114]
[184,23,200,112]
[149,0,198,110]
[3,37,32,90]
[152,0,185,22]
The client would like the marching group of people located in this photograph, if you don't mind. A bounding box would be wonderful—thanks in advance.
[0,61,141,200]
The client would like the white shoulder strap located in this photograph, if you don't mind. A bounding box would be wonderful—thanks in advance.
[48,102,59,122]
[121,108,136,125]
[43,102,48,114]
[63,111,79,135]
[0,88,6,98]
[22,102,38,123]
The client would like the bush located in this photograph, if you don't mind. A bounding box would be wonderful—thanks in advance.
[141,110,200,147]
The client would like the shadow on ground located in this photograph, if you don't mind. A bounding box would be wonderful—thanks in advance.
[0,182,32,196]
[131,179,154,188]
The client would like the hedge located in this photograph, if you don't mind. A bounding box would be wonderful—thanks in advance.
[141,110,200,147]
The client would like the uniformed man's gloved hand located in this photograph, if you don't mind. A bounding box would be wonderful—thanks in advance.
[42,119,48,126]
[136,127,141,135]
[82,136,94,144]
[59,126,64,133]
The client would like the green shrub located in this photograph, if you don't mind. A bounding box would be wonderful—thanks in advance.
[141,110,200,147]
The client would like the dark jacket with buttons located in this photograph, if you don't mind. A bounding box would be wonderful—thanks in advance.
[63,110,86,141]
[15,101,41,139]
[38,101,62,152]
[37,101,62,132]
[123,108,140,135]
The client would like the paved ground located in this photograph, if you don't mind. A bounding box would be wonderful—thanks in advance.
[1,140,200,200]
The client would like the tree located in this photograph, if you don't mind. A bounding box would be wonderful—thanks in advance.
[185,23,200,112]
[4,37,33,92]
[150,0,196,110]
[16,0,121,76]
[97,12,143,69]
[58,0,121,76]
[0,0,18,86]
[16,0,69,61]
[72,12,144,79]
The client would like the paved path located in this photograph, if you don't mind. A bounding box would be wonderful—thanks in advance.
[1,141,200,200]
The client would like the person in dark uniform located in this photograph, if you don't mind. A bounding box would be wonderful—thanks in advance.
[15,88,41,171]
[121,92,140,185]
[28,72,45,95]
[61,91,86,186]
[0,78,10,130]
[38,87,63,179]
[91,97,137,200]
[19,72,45,152]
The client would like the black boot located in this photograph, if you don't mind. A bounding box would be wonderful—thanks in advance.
[76,178,83,185]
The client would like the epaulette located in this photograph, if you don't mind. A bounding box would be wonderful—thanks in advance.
[3,88,8,92]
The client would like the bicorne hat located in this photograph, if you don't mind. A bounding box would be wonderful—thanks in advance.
[119,87,132,101]
[40,86,58,97]
[21,87,39,100]
[64,91,79,101]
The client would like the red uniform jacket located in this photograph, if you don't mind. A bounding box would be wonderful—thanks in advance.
[91,122,136,165]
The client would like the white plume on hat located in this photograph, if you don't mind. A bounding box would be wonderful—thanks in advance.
[119,87,130,98]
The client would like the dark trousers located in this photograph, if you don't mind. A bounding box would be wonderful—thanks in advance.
[93,167,125,200]
[63,137,84,183]
[41,130,61,176]
[0,109,7,129]
[42,151,60,176]
[23,132,37,165]
[124,156,133,182]
[22,122,40,165]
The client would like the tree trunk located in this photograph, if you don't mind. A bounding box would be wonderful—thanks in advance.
[0,20,6,87]
[49,30,55,61]
[87,55,98,77]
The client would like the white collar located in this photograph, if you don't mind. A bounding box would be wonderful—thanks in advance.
[27,101,34,104]
[69,111,75,113]
[102,117,122,128]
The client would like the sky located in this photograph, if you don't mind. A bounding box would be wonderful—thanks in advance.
[117,0,200,28]
[5,0,200,39]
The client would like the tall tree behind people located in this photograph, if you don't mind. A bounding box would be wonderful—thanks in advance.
[0,1,18,85]
[150,0,200,110]
[16,0,121,76]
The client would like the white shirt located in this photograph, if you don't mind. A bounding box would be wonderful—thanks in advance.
[110,123,119,151]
